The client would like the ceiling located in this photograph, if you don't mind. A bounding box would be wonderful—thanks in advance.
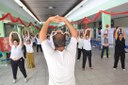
[107,2,128,19]
[21,0,82,21]
[0,0,127,25]
[0,0,39,25]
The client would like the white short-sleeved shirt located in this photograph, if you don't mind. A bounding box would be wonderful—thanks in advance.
[36,38,41,45]
[47,34,55,49]
[10,45,23,59]
[24,43,34,53]
[77,37,84,49]
[41,37,77,85]
[83,38,91,50]
[24,36,30,41]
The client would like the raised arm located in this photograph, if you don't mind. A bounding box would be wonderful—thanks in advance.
[122,28,126,40]
[27,30,30,38]
[39,16,56,42]
[88,28,92,38]
[51,31,56,35]
[62,17,77,38]
[115,28,120,40]
[9,32,14,46]
[23,37,27,44]
[16,32,23,47]
[64,32,70,35]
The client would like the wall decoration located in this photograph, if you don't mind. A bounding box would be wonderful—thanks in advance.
[0,13,39,29]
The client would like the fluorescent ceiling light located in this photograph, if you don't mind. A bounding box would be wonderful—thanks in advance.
[14,0,41,24]
[65,0,88,19]
[48,6,54,9]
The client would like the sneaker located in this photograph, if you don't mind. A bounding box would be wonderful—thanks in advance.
[24,78,27,82]
[113,68,116,70]
[123,69,126,71]
[13,79,16,83]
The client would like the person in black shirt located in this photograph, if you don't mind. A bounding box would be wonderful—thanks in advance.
[113,27,126,71]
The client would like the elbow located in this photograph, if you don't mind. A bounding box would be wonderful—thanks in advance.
[72,32,78,38]
[75,33,78,38]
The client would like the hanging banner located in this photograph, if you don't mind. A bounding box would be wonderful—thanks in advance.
[0,37,11,52]
[0,13,39,29]
[102,13,111,30]
[79,10,128,28]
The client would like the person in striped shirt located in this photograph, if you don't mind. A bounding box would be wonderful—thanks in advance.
[39,16,77,85]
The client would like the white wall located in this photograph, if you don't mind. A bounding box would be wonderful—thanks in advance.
[114,16,128,27]
[87,16,128,28]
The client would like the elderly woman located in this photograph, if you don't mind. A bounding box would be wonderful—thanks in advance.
[24,38,35,69]
[82,28,93,70]
[9,31,27,83]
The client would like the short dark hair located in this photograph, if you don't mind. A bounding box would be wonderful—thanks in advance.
[47,35,50,39]
[53,33,66,47]
[37,34,39,38]
[116,26,119,29]
[13,39,19,42]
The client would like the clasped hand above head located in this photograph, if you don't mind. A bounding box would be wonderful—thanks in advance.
[11,31,19,35]
[48,15,67,23]
[11,31,16,33]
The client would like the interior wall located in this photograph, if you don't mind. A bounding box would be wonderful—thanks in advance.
[87,16,128,28]
[114,16,128,27]
[0,14,4,37]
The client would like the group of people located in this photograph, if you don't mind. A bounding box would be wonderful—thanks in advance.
[77,26,126,71]
[8,15,127,85]
[9,31,37,83]
[77,29,93,70]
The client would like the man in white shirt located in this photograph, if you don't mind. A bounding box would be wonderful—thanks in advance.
[39,16,77,85]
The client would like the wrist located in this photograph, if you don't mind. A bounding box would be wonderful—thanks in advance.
[46,19,52,23]
[64,18,68,23]
[64,19,69,25]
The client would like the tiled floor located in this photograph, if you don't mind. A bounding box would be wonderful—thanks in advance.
[0,48,128,85]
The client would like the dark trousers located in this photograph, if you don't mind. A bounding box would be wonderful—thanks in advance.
[82,50,92,68]
[23,45,26,58]
[33,42,36,46]
[11,58,27,79]
[37,45,42,52]
[77,48,84,60]
[114,52,125,69]
[101,46,109,59]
